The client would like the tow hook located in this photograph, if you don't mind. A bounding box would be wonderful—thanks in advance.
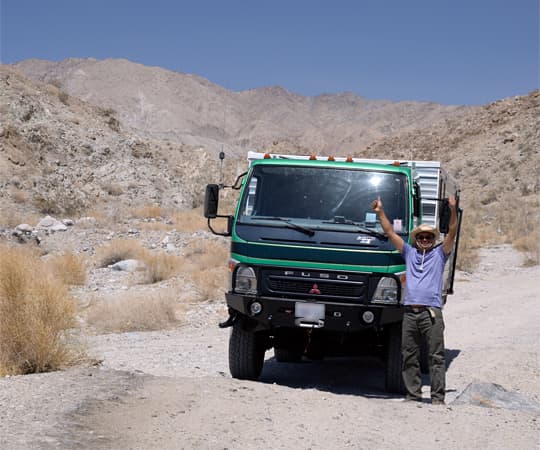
[218,310,238,328]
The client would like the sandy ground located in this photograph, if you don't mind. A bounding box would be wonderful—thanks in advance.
[1,244,539,449]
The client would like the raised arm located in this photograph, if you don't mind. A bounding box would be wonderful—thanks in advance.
[442,195,458,255]
[371,197,404,253]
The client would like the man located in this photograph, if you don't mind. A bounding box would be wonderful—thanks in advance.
[371,195,458,404]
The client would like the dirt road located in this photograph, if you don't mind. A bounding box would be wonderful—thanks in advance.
[1,245,539,449]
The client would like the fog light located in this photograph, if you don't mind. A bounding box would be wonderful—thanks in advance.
[250,301,262,316]
[362,311,375,324]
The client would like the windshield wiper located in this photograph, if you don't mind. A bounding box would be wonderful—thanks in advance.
[249,216,315,236]
[322,216,387,240]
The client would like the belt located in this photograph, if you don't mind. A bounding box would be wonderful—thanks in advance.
[404,305,430,314]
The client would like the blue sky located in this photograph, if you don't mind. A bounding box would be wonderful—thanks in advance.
[1,0,538,105]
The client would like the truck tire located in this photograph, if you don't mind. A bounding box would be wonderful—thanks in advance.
[229,318,265,380]
[274,348,303,363]
[385,325,406,394]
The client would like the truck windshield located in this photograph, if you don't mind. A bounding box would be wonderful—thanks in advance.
[238,165,409,232]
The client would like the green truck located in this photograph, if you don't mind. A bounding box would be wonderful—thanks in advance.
[204,151,462,393]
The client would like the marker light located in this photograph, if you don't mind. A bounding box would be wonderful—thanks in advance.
[264,153,271,159]
[346,156,353,162]
[328,155,335,161]
[309,154,317,160]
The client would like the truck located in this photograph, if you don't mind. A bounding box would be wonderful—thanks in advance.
[204,151,462,393]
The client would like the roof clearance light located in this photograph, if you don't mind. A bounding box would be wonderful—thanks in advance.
[393,161,400,166]
[346,156,353,162]
[263,153,271,159]
[328,155,335,161]
[309,154,317,160]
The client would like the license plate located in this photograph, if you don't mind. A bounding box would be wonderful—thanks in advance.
[295,302,325,322]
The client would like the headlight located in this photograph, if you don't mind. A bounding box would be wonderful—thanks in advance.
[372,277,399,304]
[234,266,257,294]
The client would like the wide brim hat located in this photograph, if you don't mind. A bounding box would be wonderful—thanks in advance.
[410,224,440,242]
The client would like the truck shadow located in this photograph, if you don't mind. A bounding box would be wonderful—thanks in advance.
[259,348,460,398]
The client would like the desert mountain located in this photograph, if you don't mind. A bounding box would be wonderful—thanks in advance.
[14,58,470,154]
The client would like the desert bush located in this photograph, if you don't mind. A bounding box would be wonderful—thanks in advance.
[0,245,80,375]
[58,90,69,105]
[10,187,28,204]
[132,204,165,219]
[182,238,229,301]
[512,229,540,266]
[84,291,181,333]
[49,252,87,285]
[94,239,146,268]
[102,182,123,196]
[171,207,207,233]
[140,251,182,284]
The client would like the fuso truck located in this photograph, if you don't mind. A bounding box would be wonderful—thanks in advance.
[204,151,462,393]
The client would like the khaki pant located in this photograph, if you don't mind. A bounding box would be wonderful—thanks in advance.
[401,307,446,402]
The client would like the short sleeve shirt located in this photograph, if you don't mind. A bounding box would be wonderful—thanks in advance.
[401,243,449,308]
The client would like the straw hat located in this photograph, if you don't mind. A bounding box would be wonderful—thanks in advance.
[410,224,440,242]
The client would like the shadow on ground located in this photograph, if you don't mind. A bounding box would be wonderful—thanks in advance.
[259,348,461,398]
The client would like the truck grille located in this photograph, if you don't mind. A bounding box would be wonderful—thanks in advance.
[261,268,367,302]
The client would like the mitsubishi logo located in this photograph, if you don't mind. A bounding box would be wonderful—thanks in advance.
[309,284,321,295]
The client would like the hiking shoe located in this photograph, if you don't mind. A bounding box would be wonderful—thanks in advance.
[431,399,445,405]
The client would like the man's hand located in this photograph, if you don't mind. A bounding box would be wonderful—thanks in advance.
[371,197,383,213]
[448,195,457,209]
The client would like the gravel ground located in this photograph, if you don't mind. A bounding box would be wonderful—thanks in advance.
[1,245,539,449]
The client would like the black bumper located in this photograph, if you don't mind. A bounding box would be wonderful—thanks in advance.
[226,293,403,332]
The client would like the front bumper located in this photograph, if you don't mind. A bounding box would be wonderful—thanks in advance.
[226,293,403,332]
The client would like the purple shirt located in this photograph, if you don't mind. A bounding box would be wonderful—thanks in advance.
[401,243,449,308]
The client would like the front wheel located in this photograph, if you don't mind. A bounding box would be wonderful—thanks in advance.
[229,318,265,380]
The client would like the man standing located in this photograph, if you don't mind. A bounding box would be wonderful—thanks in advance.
[371,196,458,404]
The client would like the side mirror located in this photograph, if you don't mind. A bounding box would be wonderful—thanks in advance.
[204,184,220,218]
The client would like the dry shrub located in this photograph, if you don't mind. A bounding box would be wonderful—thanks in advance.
[183,238,229,301]
[94,239,146,268]
[139,251,182,284]
[132,204,165,219]
[84,291,181,333]
[455,212,480,272]
[49,252,87,285]
[170,207,207,232]
[0,245,80,375]
[512,230,540,266]
[10,188,28,204]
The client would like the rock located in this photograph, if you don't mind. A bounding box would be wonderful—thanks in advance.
[109,259,141,272]
[16,223,33,233]
[35,215,68,231]
[453,382,540,413]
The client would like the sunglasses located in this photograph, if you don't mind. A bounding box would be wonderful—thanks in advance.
[416,234,434,241]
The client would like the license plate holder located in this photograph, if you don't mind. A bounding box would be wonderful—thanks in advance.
[295,302,325,328]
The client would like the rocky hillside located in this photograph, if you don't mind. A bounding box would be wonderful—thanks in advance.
[1,60,538,249]
[0,65,243,220]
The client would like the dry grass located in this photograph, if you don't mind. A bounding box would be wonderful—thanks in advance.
[49,252,87,285]
[512,229,540,266]
[182,238,229,302]
[0,244,81,376]
[139,251,183,284]
[84,290,181,333]
[10,188,28,204]
[170,207,207,233]
[132,204,165,219]
[94,238,146,268]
